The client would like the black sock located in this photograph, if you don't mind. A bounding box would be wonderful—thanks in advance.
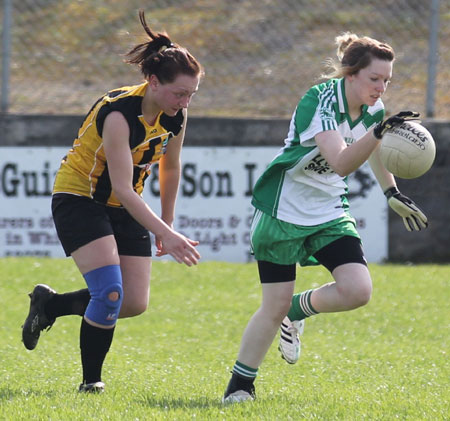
[224,372,256,398]
[45,289,91,319]
[79,318,115,384]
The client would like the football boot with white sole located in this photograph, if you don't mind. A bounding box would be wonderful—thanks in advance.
[222,389,255,404]
[222,373,256,404]
[278,316,305,364]
[79,382,105,393]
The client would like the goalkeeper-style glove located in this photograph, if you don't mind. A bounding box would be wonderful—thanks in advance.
[373,111,420,139]
[384,187,428,232]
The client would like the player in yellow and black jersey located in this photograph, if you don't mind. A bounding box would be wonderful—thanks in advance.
[53,82,185,207]
[22,10,203,394]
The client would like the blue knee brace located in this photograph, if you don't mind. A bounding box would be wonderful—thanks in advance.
[83,265,123,326]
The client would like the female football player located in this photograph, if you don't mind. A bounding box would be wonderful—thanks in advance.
[22,10,203,393]
[223,32,428,403]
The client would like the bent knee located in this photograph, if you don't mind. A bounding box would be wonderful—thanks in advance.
[120,298,149,318]
[337,279,372,309]
[131,301,148,316]
[350,282,372,308]
[355,286,372,307]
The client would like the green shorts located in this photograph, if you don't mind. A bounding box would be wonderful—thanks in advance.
[250,209,360,267]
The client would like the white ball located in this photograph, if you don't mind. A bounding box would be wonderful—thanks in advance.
[379,121,436,179]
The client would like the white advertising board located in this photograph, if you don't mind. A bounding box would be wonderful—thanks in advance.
[0,147,387,262]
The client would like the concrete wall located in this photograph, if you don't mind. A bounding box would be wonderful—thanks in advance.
[1,114,449,262]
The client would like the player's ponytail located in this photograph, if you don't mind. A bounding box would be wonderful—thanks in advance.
[321,32,394,80]
[124,10,203,83]
[335,32,359,61]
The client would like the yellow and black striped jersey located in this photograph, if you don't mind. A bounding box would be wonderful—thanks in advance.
[53,82,184,207]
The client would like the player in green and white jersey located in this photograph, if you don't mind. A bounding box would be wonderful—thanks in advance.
[223,32,428,403]
[252,77,384,228]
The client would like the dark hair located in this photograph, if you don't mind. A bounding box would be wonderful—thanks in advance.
[323,32,395,79]
[124,10,204,83]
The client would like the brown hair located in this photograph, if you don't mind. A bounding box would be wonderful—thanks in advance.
[322,32,395,79]
[124,10,204,83]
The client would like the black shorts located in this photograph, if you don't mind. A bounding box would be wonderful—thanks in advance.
[257,236,367,283]
[51,194,152,257]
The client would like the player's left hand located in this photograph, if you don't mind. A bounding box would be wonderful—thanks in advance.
[384,187,428,232]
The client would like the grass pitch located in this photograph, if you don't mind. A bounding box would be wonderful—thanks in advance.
[0,258,448,420]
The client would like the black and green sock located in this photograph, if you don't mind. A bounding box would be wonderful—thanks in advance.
[224,361,257,398]
[232,360,258,379]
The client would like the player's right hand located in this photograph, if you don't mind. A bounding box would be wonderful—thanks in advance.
[156,231,200,266]
[373,111,420,139]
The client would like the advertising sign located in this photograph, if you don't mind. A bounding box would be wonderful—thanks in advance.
[0,147,387,262]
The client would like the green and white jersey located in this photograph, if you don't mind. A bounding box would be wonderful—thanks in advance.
[252,78,385,226]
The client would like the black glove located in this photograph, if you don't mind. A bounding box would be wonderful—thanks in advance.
[384,187,428,232]
[373,111,420,139]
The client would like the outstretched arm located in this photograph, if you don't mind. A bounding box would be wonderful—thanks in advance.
[369,139,428,232]
[158,110,186,228]
[156,109,199,256]
[102,111,200,265]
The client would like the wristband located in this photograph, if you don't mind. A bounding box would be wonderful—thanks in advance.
[384,187,398,199]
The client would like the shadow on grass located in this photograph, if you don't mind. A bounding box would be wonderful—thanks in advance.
[138,394,223,410]
[0,387,58,401]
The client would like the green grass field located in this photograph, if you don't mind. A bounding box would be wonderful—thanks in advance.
[0,258,448,420]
